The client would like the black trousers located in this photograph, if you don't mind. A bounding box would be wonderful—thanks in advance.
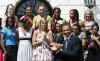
[54,52,83,61]
[5,45,18,61]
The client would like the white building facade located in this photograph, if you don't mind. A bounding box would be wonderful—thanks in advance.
[0,0,100,29]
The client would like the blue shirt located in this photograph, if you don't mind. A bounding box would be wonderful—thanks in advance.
[1,27,16,46]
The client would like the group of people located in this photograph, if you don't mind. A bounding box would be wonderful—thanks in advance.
[0,3,100,61]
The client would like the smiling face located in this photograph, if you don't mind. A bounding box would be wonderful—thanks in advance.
[62,25,71,36]
[85,12,92,21]
[70,11,76,20]
[72,25,79,34]
[40,20,47,31]
[25,6,32,16]
[38,5,45,16]
[84,10,94,21]
[92,25,99,34]
[6,17,15,27]
[56,23,61,33]
[7,5,15,16]
[53,8,61,19]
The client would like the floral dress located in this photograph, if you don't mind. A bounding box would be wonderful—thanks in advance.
[32,31,53,61]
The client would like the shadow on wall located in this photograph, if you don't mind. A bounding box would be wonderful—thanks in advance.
[94,6,100,31]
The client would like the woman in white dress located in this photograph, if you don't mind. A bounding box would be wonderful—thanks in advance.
[17,18,32,61]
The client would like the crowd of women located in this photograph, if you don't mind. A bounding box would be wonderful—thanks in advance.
[0,3,100,61]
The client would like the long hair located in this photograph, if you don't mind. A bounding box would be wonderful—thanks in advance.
[6,16,15,27]
[53,7,61,14]
[70,9,79,22]
[20,18,30,31]
[5,4,15,16]
[92,23,99,31]
[84,9,95,21]
[38,20,48,32]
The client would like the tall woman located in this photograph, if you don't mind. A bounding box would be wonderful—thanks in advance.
[17,18,32,61]
[1,17,18,61]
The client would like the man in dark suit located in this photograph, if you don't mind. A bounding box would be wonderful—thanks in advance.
[61,24,82,61]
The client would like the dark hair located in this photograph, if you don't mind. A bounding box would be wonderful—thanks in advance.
[20,18,29,23]
[20,18,30,31]
[25,5,32,13]
[72,24,80,29]
[70,9,79,21]
[53,7,61,14]
[25,5,32,9]
[92,23,99,31]
[6,16,15,27]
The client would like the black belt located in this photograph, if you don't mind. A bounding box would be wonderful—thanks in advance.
[19,38,32,40]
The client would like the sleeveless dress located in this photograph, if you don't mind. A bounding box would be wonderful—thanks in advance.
[32,31,53,61]
[17,27,32,61]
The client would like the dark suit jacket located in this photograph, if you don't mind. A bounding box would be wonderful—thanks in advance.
[62,33,82,57]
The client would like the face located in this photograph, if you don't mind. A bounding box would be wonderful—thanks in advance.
[54,9,61,19]
[18,21,24,27]
[69,11,76,20]
[7,18,14,26]
[38,6,45,16]
[62,25,71,36]
[41,20,47,31]
[7,6,14,16]
[72,26,79,34]
[25,7,32,16]
[81,27,87,32]
[56,24,61,32]
[92,26,98,34]
[85,11,92,21]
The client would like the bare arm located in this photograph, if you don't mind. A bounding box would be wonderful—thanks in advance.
[32,30,42,46]
[1,33,7,55]
[2,15,7,28]
[95,39,100,46]
[16,30,19,47]
[48,31,54,43]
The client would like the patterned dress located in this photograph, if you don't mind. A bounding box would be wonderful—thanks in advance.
[32,31,53,61]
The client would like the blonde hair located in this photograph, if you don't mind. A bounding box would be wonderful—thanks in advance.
[38,19,47,31]
[84,9,95,21]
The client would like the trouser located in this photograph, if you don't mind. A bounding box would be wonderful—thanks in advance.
[5,45,18,61]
